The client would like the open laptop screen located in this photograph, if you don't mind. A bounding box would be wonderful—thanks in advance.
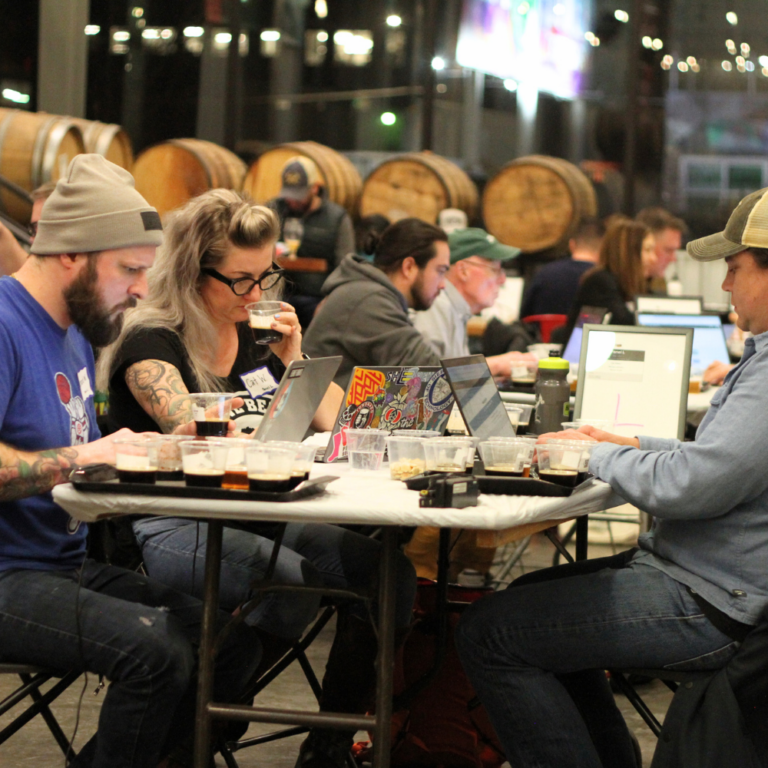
[441,355,516,439]
[575,325,693,440]
[635,295,703,315]
[562,306,608,365]
[636,313,729,375]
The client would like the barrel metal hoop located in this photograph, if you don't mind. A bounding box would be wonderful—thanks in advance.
[93,124,119,157]
[32,116,64,188]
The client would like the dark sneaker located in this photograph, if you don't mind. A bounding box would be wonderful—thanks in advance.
[294,729,355,768]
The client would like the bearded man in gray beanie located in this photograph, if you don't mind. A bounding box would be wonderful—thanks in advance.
[0,155,260,767]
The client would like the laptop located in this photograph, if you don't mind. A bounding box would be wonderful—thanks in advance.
[635,295,703,315]
[636,313,729,375]
[441,355,517,440]
[323,366,455,462]
[562,306,609,365]
[574,324,693,440]
[253,356,342,443]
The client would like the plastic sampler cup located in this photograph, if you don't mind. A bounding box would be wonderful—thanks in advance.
[246,301,283,345]
[190,392,236,438]
[561,419,613,431]
[478,439,536,478]
[345,429,388,472]
[181,440,230,488]
[155,435,195,481]
[219,438,253,490]
[244,443,296,492]
[114,437,159,484]
[391,429,442,439]
[265,441,318,488]
[504,405,523,433]
[423,438,474,474]
[537,441,587,487]
[546,438,596,483]
[386,436,427,481]
[510,360,538,387]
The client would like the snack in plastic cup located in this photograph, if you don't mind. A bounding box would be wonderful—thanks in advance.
[181,440,230,488]
[386,436,427,480]
[114,438,159,484]
[346,429,387,472]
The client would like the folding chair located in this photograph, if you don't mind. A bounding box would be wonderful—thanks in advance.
[0,663,80,762]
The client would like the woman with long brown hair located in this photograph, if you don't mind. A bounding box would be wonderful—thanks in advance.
[566,218,657,330]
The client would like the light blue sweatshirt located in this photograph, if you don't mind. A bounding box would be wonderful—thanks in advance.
[590,331,768,626]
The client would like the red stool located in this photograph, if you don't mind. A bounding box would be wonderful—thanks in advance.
[522,314,567,343]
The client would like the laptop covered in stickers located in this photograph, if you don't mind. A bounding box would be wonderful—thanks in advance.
[321,366,454,463]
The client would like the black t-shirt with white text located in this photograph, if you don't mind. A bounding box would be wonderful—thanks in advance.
[108,324,286,435]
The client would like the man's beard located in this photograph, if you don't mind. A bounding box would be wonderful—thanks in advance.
[63,259,135,347]
[410,272,434,312]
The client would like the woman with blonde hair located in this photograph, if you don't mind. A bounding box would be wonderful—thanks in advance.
[565,218,657,331]
[100,189,416,768]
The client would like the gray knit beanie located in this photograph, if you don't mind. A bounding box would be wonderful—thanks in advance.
[31,154,163,255]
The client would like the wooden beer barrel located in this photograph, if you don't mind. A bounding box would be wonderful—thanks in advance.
[0,108,85,223]
[243,141,362,216]
[70,118,133,170]
[360,151,478,225]
[132,139,247,218]
[482,155,598,253]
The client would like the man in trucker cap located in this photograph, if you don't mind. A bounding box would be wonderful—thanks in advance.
[454,189,768,767]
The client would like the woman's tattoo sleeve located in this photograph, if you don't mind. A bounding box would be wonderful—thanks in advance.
[125,360,194,433]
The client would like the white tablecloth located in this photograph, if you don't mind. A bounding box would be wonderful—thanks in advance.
[53,464,623,531]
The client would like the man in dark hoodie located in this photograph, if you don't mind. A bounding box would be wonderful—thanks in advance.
[303,218,449,388]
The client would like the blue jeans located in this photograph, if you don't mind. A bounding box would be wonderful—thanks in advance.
[455,551,740,768]
[133,518,416,638]
[0,561,260,768]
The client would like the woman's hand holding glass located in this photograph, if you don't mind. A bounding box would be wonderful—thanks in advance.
[267,301,303,365]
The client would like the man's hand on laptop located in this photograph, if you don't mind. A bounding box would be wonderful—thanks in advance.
[537,427,640,449]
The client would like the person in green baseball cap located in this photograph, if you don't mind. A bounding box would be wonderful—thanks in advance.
[413,227,534,377]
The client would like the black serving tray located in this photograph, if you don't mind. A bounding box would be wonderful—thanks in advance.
[71,464,338,503]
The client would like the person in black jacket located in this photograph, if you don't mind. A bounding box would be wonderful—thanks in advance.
[565,219,657,334]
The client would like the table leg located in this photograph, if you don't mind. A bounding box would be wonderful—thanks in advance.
[372,527,397,768]
[194,519,223,768]
[575,516,588,561]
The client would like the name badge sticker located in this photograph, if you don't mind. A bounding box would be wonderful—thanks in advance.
[240,366,280,399]
[77,367,94,400]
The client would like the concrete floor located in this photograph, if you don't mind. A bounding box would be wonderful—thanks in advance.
[0,528,672,767]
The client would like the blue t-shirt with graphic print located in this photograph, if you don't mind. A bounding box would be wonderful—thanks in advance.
[0,277,99,571]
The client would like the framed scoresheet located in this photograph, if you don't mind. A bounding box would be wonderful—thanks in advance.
[574,325,694,441]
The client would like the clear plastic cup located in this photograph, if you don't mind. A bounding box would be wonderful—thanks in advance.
[423,438,473,474]
[245,443,296,492]
[386,436,427,480]
[220,438,253,490]
[478,439,535,477]
[114,438,159,484]
[561,419,613,431]
[265,441,318,487]
[155,435,195,481]
[346,429,387,472]
[546,438,596,481]
[391,429,441,439]
[510,360,538,387]
[190,392,236,438]
[181,440,230,488]
[513,403,534,432]
[537,441,587,488]
[504,405,523,433]
[246,301,283,345]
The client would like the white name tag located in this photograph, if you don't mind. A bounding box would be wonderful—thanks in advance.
[240,366,279,399]
[77,367,94,400]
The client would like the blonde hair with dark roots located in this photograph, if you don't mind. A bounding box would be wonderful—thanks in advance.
[97,189,281,393]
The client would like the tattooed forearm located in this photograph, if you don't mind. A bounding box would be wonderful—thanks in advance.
[125,360,194,433]
[0,445,81,502]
